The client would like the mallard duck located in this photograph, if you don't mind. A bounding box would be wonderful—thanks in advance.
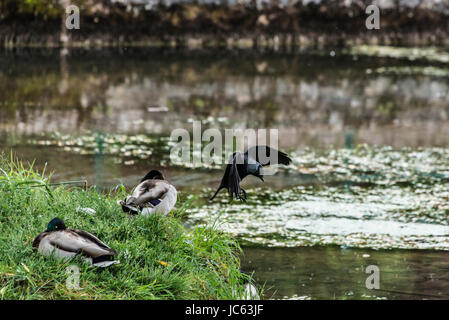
[210,145,292,201]
[118,170,177,216]
[32,217,120,267]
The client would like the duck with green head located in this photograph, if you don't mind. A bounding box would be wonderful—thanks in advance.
[32,218,120,267]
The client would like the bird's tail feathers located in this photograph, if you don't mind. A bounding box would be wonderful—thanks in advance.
[117,199,139,214]
[92,255,120,267]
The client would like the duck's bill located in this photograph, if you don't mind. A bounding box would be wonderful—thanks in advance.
[92,260,120,268]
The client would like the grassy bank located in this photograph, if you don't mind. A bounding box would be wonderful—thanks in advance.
[0,155,254,299]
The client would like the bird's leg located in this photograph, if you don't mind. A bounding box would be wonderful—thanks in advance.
[240,188,247,201]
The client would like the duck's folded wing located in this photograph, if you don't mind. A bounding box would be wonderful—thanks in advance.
[245,145,292,166]
[32,232,47,249]
[46,230,116,258]
[38,235,79,260]
[128,180,169,206]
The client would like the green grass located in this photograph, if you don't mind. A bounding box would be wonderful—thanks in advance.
[0,154,256,299]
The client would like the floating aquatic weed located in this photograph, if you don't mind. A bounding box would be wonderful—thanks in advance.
[29,131,169,165]
[188,146,449,250]
[371,66,449,78]
[28,131,235,170]
[348,45,449,64]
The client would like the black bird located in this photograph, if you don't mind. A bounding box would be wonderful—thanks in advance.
[210,145,292,201]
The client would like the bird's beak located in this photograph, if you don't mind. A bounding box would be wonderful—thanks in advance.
[259,175,264,182]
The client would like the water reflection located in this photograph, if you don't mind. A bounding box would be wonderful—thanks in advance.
[1,48,449,149]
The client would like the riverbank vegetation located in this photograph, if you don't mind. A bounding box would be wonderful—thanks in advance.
[1,0,449,48]
[0,154,254,299]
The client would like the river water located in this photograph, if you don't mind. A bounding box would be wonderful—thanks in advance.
[1,47,449,299]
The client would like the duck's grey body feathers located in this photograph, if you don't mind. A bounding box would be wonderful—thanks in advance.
[119,171,177,216]
[129,180,170,206]
[33,228,119,267]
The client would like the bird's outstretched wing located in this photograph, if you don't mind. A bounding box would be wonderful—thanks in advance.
[210,153,243,201]
[210,146,291,201]
[245,145,292,166]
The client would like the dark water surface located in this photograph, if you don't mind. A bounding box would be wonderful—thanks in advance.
[240,246,449,300]
[1,48,449,299]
